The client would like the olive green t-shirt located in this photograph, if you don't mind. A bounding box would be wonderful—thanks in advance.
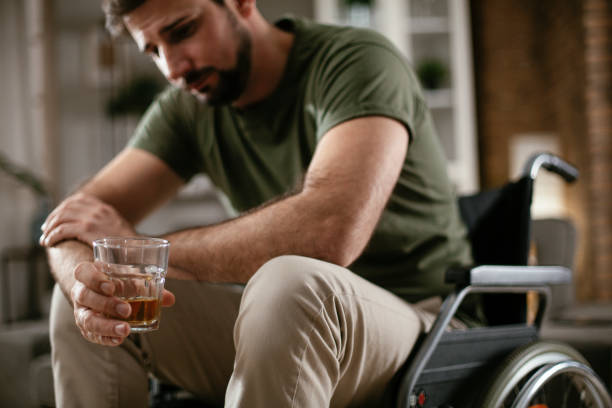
[128,17,472,301]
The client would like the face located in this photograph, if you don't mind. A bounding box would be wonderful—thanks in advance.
[124,0,252,105]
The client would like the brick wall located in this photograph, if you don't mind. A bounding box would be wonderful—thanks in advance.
[584,0,612,300]
[544,1,590,301]
[470,0,612,301]
[471,0,554,188]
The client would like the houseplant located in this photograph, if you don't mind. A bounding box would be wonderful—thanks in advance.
[343,0,373,27]
[416,58,449,89]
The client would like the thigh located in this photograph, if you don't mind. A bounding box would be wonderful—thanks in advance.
[231,256,423,408]
[141,279,243,405]
[321,263,423,407]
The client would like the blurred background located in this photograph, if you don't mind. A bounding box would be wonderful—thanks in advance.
[0,0,611,406]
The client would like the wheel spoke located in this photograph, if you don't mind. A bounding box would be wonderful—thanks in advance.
[478,342,611,408]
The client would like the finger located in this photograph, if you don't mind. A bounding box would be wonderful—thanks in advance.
[40,199,68,231]
[78,327,124,346]
[75,308,130,340]
[80,329,125,347]
[41,209,83,235]
[41,193,97,233]
[71,262,125,310]
[41,195,83,231]
[41,198,94,237]
[40,213,85,242]
[41,222,77,247]
[71,280,131,319]
[42,221,93,247]
[104,336,126,346]
[161,289,175,307]
[74,262,109,291]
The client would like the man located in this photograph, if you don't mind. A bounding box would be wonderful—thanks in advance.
[41,0,472,406]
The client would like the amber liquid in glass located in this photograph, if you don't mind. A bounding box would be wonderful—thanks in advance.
[124,296,160,325]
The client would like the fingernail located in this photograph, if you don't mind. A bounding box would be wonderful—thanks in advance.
[111,337,121,344]
[114,324,128,336]
[39,234,45,245]
[116,303,130,317]
[41,222,46,230]
[100,282,113,295]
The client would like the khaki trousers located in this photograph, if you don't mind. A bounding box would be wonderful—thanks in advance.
[50,255,425,407]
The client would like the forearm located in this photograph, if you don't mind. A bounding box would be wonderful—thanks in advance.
[165,188,370,284]
[46,240,91,304]
[43,119,407,286]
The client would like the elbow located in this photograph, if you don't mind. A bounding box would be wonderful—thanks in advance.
[314,219,368,267]
[325,250,359,268]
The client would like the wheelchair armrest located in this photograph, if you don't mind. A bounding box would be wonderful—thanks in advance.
[398,265,571,407]
[445,265,572,287]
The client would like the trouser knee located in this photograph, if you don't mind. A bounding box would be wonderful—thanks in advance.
[236,256,348,347]
[242,255,342,316]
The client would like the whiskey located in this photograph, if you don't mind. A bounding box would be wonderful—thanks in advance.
[124,296,160,326]
[101,263,166,331]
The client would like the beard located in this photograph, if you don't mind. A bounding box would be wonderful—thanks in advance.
[184,12,252,106]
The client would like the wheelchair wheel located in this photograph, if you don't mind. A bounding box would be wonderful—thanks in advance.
[478,340,612,408]
[510,360,612,408]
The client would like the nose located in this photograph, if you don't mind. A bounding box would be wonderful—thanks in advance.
[160,46,191,83]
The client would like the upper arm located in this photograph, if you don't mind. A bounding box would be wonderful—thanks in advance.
[313,32,422,144]
[298,34,421,262]
[302,115,408,261]
[80,147,185,224]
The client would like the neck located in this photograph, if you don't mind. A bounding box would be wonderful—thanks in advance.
[232,13,294,109]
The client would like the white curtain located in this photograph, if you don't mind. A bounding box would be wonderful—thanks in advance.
[0,0,55,322]
[0,0,37,249]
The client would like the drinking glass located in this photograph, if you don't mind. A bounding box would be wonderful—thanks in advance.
[93,237,169,332]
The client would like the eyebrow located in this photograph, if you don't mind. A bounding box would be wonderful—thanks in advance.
[141,16,189,54]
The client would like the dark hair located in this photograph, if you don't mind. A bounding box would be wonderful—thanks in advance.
[102,0,225,36]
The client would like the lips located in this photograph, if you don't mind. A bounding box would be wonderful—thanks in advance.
[188,73,211,92]
[185,68,215,93]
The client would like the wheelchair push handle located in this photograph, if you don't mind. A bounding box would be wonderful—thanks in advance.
[523,152,579,182]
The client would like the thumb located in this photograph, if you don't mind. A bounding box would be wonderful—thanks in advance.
[161,289,175,307]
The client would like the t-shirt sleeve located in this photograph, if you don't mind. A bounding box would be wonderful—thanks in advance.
[127,87,202,182]
[314,31,426,143]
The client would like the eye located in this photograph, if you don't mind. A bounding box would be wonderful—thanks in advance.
[169,21,197,43]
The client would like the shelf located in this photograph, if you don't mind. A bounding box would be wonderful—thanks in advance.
[408,17,451,34]
[423,89,453,109]
[316,0,478,193]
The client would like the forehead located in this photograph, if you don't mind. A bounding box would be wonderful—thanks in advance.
[123,0,206,44]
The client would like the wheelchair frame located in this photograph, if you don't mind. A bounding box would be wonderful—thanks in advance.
[396,153,612,408]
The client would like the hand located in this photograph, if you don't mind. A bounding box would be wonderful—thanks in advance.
[71,262,175,346]
[40,193,136,247]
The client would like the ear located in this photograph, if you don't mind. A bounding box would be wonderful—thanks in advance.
[233,0,255,17]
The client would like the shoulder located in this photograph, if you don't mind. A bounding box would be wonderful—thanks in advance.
[295,22,421,99]
[306,20,405,63]
[297,20,417,90]
[142,85,215,131]
[287,17,396,50]
[280,17,408,70]
[154,86,200,114]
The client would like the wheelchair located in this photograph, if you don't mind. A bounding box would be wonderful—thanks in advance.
[393,152,612,408]
[152,153,612,408]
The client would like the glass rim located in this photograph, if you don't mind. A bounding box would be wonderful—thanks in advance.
[93,237,169,249]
